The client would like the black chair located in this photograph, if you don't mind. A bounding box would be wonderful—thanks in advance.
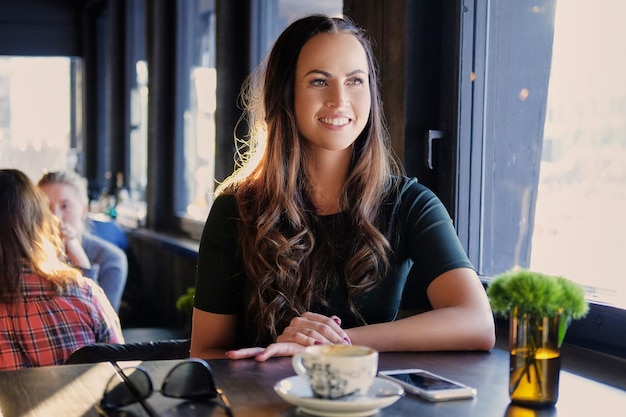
[65,338,191,364]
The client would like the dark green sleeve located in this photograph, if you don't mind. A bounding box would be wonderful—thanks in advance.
[398,178,474,310]
[194,193,243,314]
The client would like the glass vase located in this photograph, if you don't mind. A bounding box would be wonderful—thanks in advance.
[509,308,562,407]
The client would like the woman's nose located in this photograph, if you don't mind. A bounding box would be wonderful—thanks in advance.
[325,85,348,108]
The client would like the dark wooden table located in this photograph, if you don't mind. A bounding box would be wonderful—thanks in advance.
[0,347,624,417]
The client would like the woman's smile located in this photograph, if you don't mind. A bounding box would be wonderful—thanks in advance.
[319,117,351,127]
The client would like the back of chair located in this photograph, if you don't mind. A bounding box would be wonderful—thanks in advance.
[65,339,191,364]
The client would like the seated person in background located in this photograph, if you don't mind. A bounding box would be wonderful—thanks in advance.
[0,169,124,371]
[190,14,495,361]
[38,171,128,312]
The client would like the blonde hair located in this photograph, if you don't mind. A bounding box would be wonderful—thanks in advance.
[37,170,89,208]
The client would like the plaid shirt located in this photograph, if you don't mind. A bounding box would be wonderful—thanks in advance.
[0,272,124,371]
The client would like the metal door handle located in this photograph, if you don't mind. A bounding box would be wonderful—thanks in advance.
[425,130,444,169]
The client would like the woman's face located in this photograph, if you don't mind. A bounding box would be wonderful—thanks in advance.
[39,182,86,232]
[294,32,371,154]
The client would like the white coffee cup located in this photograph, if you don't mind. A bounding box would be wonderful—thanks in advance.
[292,344,379,399]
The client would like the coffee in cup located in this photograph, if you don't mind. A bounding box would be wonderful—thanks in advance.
[292,344,378,399]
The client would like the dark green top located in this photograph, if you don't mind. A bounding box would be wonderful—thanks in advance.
[194,176,474,347]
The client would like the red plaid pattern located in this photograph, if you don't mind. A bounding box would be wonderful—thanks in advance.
[0,273,124,370]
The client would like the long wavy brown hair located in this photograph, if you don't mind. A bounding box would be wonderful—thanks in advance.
[216,15,403,341]
[0,169,82,304]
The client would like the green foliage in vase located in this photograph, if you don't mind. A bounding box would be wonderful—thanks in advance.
[487,268,589,320]
[489,269,589,403]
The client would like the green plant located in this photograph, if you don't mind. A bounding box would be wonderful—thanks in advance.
[487,268,588,318]
[176,287,196,314]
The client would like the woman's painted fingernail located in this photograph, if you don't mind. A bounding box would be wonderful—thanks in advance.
[314,340,323,345]
[332,317,341,326]
[344,336,352,345]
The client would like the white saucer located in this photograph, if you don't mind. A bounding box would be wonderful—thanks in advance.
[274,375,404,417]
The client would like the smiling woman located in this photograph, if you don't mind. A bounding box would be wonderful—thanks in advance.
[190,14,495,361]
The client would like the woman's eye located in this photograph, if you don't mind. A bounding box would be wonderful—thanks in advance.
[310,78,327,87]
[347,77,365,86]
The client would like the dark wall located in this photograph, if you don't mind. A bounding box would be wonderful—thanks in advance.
[0,0,83,56]
[120,230,198,331]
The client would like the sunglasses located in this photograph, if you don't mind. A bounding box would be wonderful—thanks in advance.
[98,358,233,417]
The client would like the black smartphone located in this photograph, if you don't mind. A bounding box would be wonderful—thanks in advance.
[379,369,477,401]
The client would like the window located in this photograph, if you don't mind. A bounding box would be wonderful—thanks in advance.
[460,0,626,354]
[124,0,149,227]
[464,1,626,307]
[0,57,78,182]
[530,0,626,309]
[176,0,217,229]
[119,58,149,228]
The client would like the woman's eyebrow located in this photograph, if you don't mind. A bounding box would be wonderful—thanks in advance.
[304,69,332,77]
[304,69,367,78]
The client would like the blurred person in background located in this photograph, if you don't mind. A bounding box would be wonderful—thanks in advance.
[0,169,123,370]
[38,170,128,312]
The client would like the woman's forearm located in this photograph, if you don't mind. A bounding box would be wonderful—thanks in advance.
[347,306,495,352]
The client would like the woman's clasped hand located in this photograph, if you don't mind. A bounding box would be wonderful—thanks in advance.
[225,313,352,361]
